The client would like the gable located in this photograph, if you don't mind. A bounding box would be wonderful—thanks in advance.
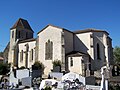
[37,24,73,35]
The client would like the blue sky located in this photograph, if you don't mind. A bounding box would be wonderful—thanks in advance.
[0,0,120,51]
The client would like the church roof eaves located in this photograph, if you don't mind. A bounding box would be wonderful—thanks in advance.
[19,38,36,43]
[10,18,34,32]
[74,28,109,35]
[37,24,73,34]
[66,51,89,57]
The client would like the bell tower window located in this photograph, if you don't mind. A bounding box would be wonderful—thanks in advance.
[97,43,100,59]
[12,31,14,38]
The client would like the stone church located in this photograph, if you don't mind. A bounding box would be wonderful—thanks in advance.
[6,18,113,77]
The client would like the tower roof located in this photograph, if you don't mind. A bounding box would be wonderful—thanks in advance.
[10,18,34,32]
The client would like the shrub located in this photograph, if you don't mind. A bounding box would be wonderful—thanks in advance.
[0,63,10,75]
[19,66,26,69]
[44,86,52,90]
[52,60,61,67]
[32,61,44,70]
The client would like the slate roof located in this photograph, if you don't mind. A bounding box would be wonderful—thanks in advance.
[74,28,109,35]
[37,24,73,34]
[10,18,34,32]
[66,51,88,57]
[37,24,109,36]
[19,38,36,43]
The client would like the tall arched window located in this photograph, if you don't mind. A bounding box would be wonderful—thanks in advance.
[45,40,53,60]
[12,31,14,38]
[20,50,23,62]
[70,57,73,67]
[31,49,34,61]
[97,43,100,59]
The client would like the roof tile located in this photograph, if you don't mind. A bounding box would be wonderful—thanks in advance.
[10,18,34,32]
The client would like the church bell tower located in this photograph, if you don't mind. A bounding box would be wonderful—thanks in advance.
[8,18,34,67]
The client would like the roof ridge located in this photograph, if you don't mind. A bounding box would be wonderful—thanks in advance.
[19,18,25,28]
[74,28,109,35]
[75,28,105,31]
[37,24,73,34]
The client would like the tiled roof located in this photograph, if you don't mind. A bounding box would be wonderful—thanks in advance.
[10,18,34,32]
[66,51,88,57]
[37,24,73,34]
[37,25,109,35]
[74,28,109,35]
[19,38,36,43]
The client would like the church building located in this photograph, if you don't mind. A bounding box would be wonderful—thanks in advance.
[6,18,113,77]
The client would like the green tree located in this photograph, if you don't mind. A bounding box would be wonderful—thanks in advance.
[52,60,61,72]
[0,63,10,75]
[113,46,120,64]
[0,52,3,57]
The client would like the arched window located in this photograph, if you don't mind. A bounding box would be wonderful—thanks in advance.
[70,57,73,67]
[97,43,100,59]
[20,50,23,62]
[45,40,53,60]
[31,49,34,61]
[45,42,48,59]
[12,31,14,38]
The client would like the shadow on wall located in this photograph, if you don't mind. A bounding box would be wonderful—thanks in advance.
[93,35,105,70]
[74,35,88,54]
[74,35,96,74]
[65,35,89,72]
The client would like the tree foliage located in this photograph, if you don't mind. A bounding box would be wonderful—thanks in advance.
[19,66,26,69]
[0,63,10,75]
[113,46,120,63]
[32,61,44,70]
[52,60,61,67]
[0,52,3,57]
[44,86,52,90]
